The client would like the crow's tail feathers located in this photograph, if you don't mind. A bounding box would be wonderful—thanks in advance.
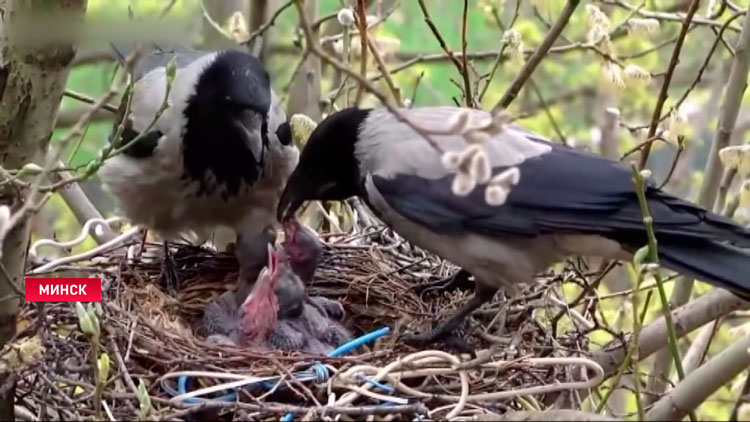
[659,240,750,300]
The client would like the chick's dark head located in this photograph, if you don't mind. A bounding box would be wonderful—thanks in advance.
[273,248,306,319]
[277,108,371,221]
[282,217,322,283]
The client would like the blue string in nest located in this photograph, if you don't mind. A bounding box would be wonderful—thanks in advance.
[168,326,391,406]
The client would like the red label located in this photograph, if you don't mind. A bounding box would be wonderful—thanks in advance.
[25,278,102,302]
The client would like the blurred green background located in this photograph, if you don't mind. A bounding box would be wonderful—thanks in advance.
[40,1,750,419]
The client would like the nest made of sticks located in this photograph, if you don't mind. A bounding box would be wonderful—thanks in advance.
[10,225,597,421]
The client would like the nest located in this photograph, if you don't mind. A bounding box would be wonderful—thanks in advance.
[11,225,597,421]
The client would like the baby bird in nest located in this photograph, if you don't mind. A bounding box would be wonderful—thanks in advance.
[281,217,346,320]
[203,224,350,353]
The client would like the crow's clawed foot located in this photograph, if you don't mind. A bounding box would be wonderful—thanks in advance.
[160,241,181,293]
[401,330,473,352]
[307,296,346,321]
[400,331,442,347]
[268,321,306,351]
[412,270,474,296]
[441,333,475,354]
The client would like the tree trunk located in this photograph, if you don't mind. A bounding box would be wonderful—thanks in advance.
[248,0,270,62]
[0,0,87,419]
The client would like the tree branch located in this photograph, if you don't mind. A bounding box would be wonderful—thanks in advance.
[648,4,750,400]
[638,0,700,169]
[493,0,581,112]
[592,289,750,377]
[647,335,750,421]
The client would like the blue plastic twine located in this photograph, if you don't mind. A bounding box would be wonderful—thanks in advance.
[172,326,391,406]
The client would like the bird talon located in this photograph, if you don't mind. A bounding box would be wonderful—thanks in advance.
[160,241,181,293]
[401,331,472,352]
[412,270,474,297]
[401,332,438,347]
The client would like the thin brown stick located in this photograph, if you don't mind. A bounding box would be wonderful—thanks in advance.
[354,0,368,106]
[63,90,118,113]
[479,1,521,101]
[460,0,473,107]
[242,0,294,47]
[493,0,581,111]
[292,0,442,153]
[638,0,701,169]
[365,34,402,106]
[416,0,472,104]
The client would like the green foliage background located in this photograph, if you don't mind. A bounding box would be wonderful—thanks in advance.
[40,1,750,419]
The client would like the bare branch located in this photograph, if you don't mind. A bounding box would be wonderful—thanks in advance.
[493,0,581,111]
[592,289,750,377]
[638,0,700,169]
[292,0,442,153]
[647,335,750,421]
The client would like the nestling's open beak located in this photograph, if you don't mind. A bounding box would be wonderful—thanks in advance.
[242,244,278,307]
[277,184,303,222]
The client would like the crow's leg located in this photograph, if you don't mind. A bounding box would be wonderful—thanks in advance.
[412,269,474,296]
[160,241,180,292]
[402,284,496,346]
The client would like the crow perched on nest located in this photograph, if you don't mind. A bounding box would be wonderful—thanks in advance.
[100,45,297,288]
[277,106,750,346]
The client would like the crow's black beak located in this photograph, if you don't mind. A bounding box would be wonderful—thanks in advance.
[233,111,265,159]
[277,185,304,222]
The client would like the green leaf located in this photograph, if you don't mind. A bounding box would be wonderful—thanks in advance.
[166,56,178,87]
[633,245,650,267]
[97,353,110,384]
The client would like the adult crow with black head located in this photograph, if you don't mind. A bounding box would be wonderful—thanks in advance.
[277,106,750,347]
[101,45,297,291]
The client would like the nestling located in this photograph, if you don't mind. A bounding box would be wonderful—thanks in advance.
[282,217,346,320]
[204,243,350,353]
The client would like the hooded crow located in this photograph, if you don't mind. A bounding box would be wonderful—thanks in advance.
[100,45,297,264]
[277,106,750,346]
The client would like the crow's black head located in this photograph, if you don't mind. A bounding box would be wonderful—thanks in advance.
[182,50,292,197]
[277,107,370,221]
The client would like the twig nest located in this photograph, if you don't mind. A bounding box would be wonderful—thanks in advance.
[719,145,750,177]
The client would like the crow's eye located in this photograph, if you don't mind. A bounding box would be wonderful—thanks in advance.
[276,121,292,146]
